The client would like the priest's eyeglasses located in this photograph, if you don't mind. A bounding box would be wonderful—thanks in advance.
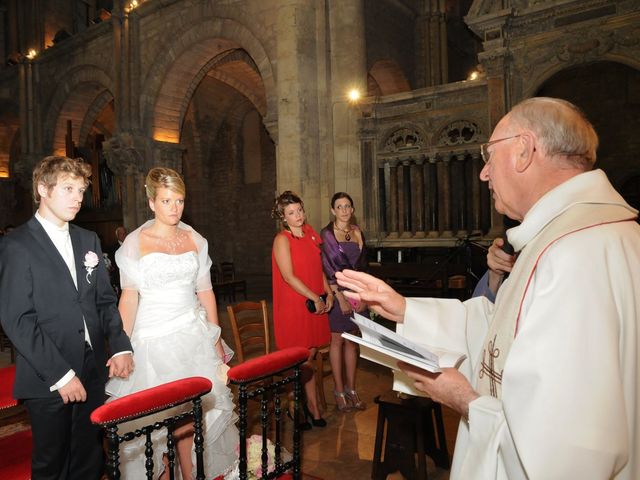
[480,135,521,164]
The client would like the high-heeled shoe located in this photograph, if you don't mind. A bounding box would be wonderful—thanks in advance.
[303,403,327,427]
[345,388,365,410]
[287,401,311,430]
[334,391,351,412]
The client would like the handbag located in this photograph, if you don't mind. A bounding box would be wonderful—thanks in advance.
[305,294,328,313]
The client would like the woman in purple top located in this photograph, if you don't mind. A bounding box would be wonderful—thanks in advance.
[320,192,369,412]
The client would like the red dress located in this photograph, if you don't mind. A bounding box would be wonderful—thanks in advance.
[272,224,331,349]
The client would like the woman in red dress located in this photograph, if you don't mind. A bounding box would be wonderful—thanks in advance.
[271,191,333,427]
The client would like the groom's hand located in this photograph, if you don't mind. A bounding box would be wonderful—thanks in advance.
[58,376,87,404]
[107,353,134,378]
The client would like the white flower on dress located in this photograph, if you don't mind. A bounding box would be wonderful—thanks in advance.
[84,251,99,283]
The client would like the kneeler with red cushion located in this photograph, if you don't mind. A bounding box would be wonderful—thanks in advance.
[90,376,213,480]
[228,346,309,480]
[0,365,32,480]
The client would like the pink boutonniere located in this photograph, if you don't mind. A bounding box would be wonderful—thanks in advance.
[84,251,100,283]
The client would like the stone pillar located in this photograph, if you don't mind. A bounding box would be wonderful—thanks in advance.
[415,0,447,88]
[275,0,322,227]
[387,161,399,238]
[426,157,438,237]
[329,0,367,215]
[413,157,425,238]
[103,134,146,231]
[479,49,509,236]
[400,160,412,237]
[470,152,482,234]
[454,153,467,236]
[438,156,452,237]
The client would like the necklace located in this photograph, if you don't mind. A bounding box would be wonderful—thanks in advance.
[148,229,187,254]
[333,222,351,241]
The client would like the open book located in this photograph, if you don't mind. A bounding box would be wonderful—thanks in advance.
[342,312,466,373]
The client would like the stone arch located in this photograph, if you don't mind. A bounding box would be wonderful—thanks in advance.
[368,59,411,96]
[377,123,429,154]
[78,90,115,147]
[141,17,276,145]
[434,119,484,148]
[43,65,113,155]
[514,54,640,99]
[534,60,640,197]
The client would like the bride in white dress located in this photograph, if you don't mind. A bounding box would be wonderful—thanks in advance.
[106,167,239,479]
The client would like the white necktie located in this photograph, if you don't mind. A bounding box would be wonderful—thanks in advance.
[60,231,77,289]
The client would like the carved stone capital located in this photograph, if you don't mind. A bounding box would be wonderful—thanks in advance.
[103,134,144,176]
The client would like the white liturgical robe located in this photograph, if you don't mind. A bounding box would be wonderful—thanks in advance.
[397,170,640,480]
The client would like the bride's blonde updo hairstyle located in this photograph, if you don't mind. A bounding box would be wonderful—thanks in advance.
[271,190,304,231]
[145,167,186,200]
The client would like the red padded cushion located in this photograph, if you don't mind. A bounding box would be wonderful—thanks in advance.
[90,376,212,425]
[0,365,17,409]
[0,428,31,479]
[227,347,309,383]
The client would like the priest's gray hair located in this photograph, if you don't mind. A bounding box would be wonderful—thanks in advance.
[508,97,598,170]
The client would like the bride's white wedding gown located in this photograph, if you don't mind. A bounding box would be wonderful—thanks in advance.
[106,251,239,479]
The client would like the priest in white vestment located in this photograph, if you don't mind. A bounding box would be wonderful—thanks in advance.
[337,97,639,480]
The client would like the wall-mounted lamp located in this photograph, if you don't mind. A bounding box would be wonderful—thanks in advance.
[348,88,361,104]
[25,49,37,60]
[467,70,479,81]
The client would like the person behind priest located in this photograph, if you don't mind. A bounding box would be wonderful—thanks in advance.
[0,155,133,480]
[106,167,238,479]
[320,192,369,411]
[271,190,333,428]
[471,221,518,301]
[336,97,640,480]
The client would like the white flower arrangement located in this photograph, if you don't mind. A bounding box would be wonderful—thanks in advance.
[84,251,100,284]
[239,434,292,479]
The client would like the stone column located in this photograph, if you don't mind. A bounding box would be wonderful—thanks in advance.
[400,160,412,237]
[454,153,467,236]
[103,134,146,231]
[415,0,447,88]
[426,157,438,237]
[413,156,425,238]
[275,0,323,227]
[387,161,399,238]
[479,49,509,236]
[329,0,367,213]
[470,152,482,234]
[437,156,452,237]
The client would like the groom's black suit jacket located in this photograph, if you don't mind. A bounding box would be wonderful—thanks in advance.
[0,217,132,399]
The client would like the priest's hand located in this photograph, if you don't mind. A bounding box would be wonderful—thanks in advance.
[398,362,479,419]
[487,237,516,296]
[336,269,405,323]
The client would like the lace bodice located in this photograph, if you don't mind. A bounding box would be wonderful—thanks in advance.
[139,251,198,291]
[133,251,201,338]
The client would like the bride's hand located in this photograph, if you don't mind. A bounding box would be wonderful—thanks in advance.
[215,340,227,363]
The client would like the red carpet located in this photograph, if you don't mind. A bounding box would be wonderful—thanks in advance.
[0,428,31,479]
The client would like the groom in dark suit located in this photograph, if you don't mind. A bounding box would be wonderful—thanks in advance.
[0,156,134,480]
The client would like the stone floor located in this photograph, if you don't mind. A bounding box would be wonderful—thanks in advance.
[0,276,461,479]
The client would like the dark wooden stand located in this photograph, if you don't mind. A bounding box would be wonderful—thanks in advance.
[372,391,450,480]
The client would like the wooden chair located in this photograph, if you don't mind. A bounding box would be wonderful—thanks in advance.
[221,261,248,302]
[227,300,271,364]
[314,345,331,411]
[90,377,213,480]
[228,347,309,480]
